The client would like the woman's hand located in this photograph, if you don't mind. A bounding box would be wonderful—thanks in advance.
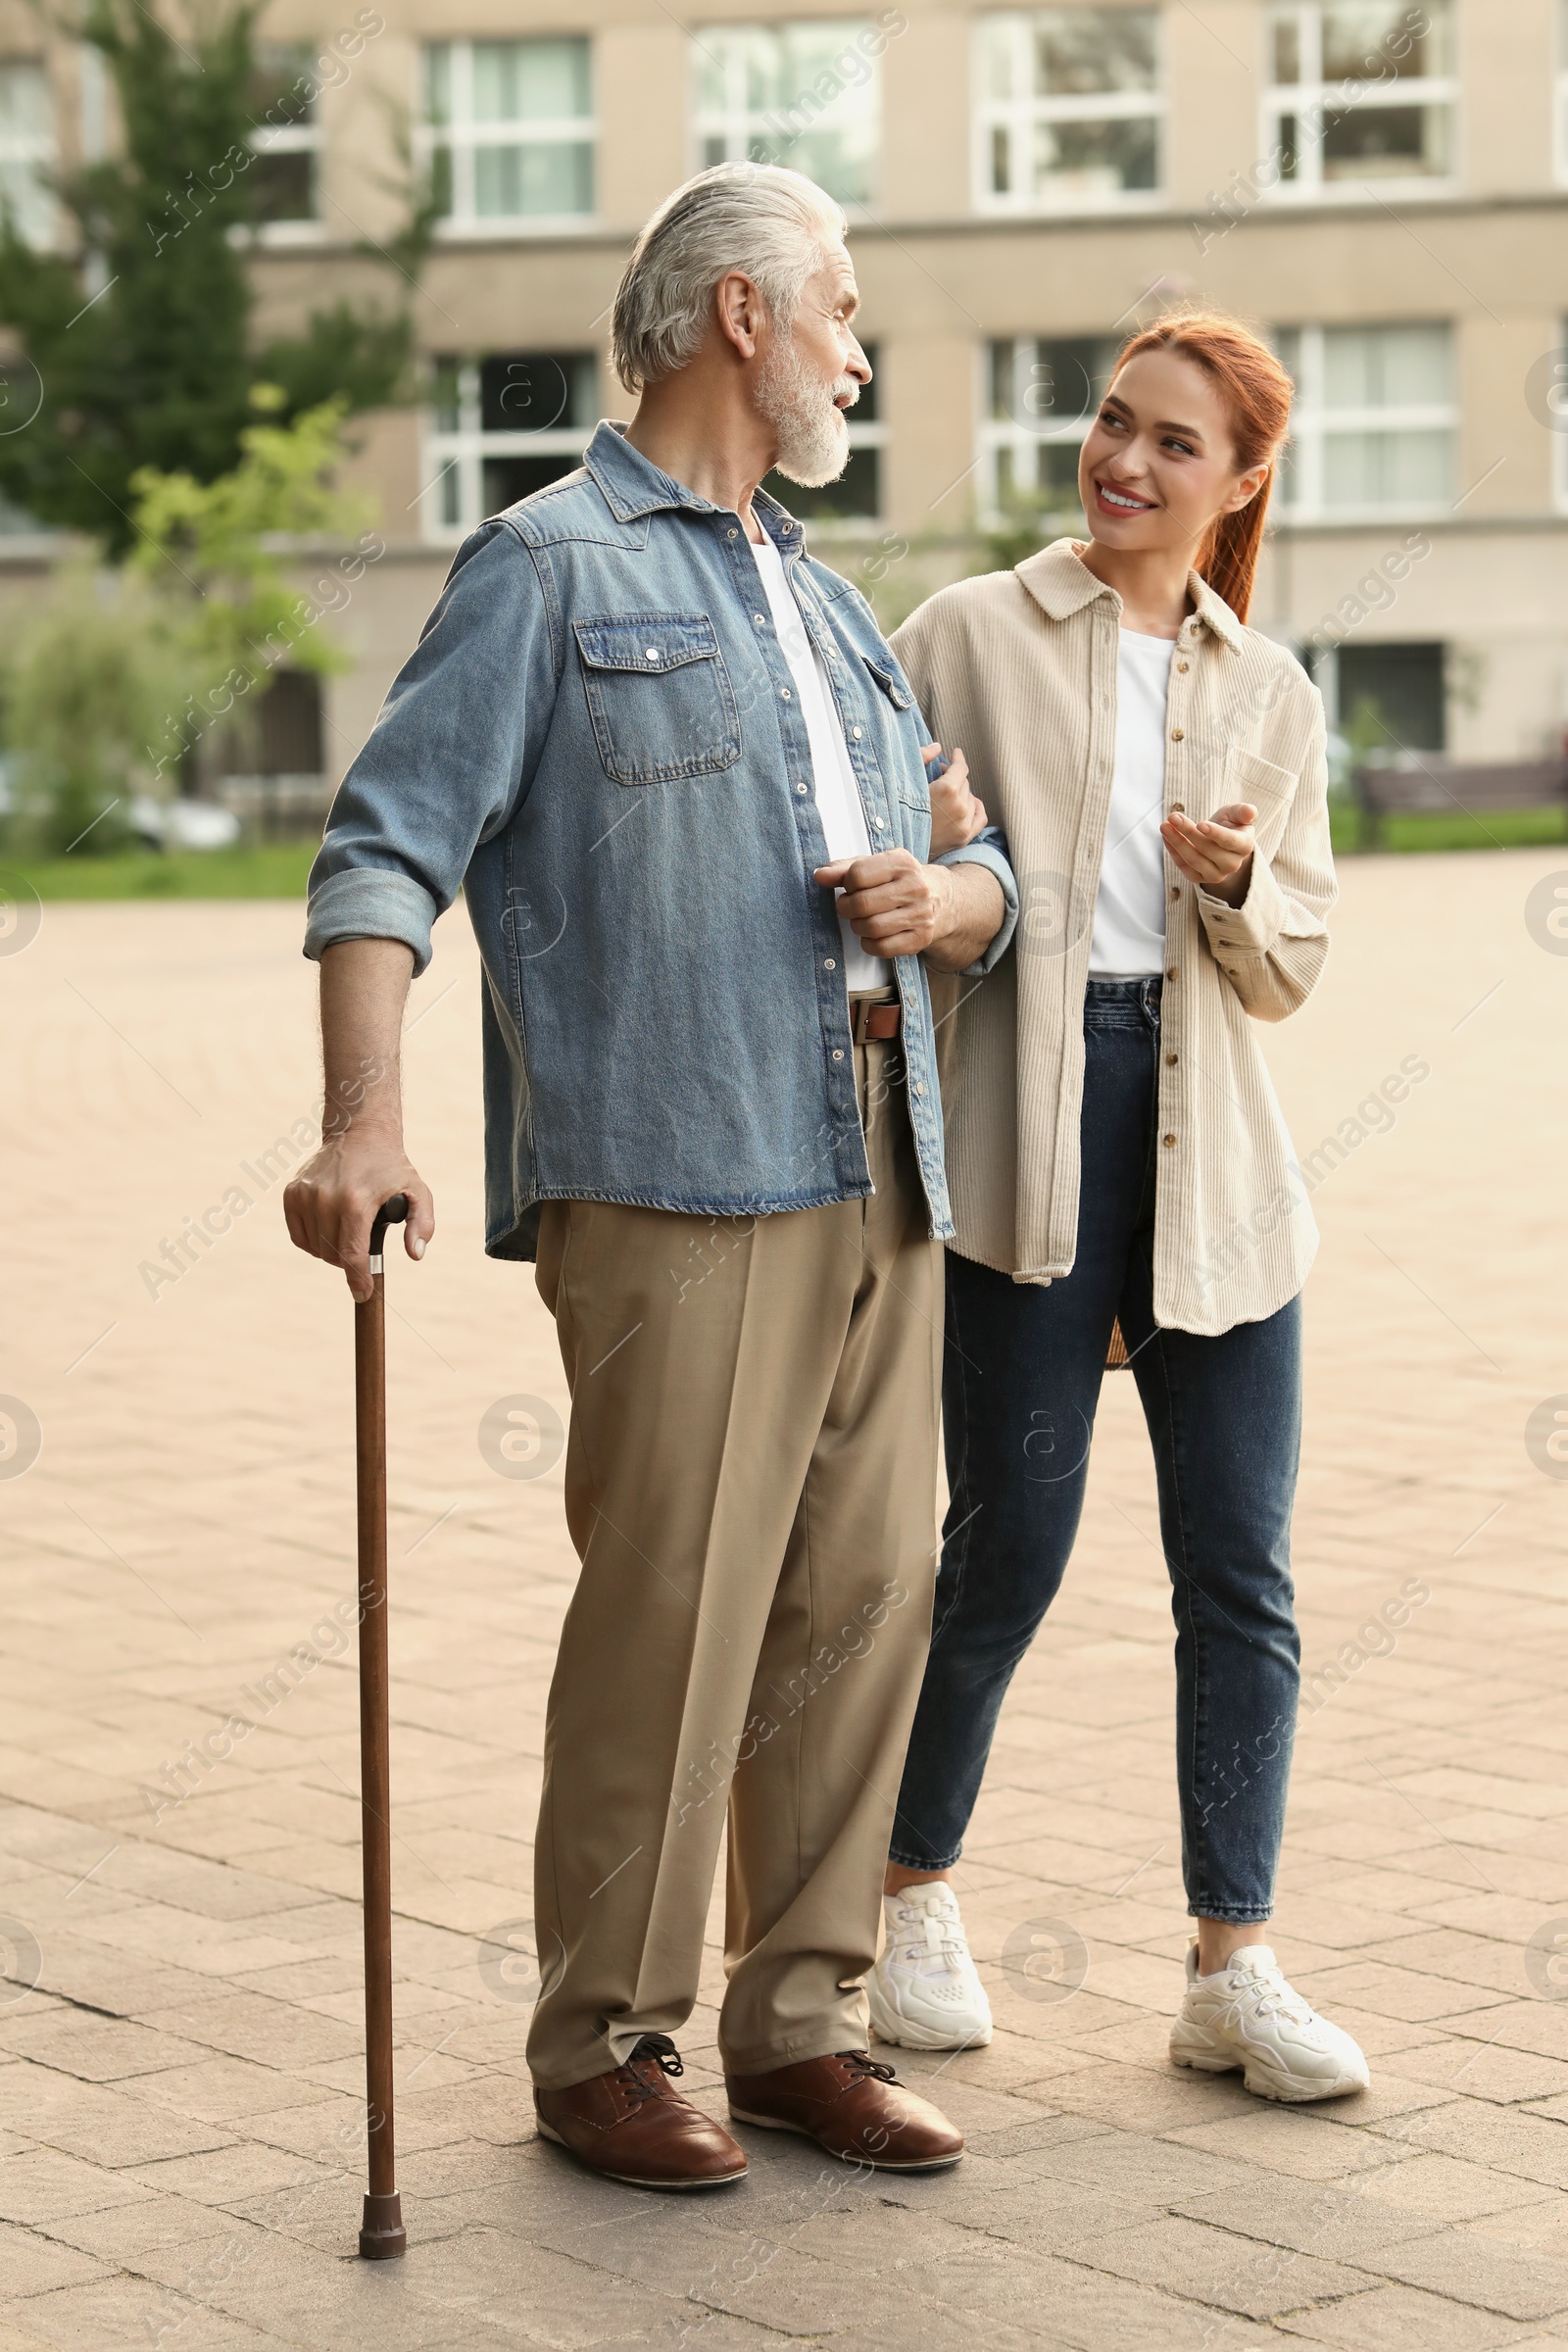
[1161,800,1256,907]
[923,741,988,857]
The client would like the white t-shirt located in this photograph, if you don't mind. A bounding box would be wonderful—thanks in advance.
[1089,629,1175,979]
[749,533,891,996]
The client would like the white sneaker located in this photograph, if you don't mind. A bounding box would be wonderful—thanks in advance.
[866,1882,994,2050]
[1170,1942,1370,2103]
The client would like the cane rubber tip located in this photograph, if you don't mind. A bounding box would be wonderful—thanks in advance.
[359,2191,407,2259]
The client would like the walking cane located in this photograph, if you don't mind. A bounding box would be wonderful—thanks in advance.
[356,1192,408,2261]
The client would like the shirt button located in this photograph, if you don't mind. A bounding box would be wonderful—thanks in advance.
[913,1082,925,1097]
[832,1048,844,1060]
[824,957,836,970]
[1170,802,1185,814]
[727,527,738,539]
[872,815,885,829]
[754,613,765,625]
[1170,727,1185,741]
[1162,1132,1176,1148]
[1169,886,1181,901]
[796,783,808,796]
[1165,1051,1178,1065]
[853,726,863,739]
[780,687,792,700]
[1166,965,1178,981]
[1177,660,1190,673]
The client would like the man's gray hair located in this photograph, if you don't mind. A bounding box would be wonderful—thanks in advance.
[611,164,846,394]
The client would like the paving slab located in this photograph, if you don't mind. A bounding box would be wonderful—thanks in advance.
[1,865,1566,2346]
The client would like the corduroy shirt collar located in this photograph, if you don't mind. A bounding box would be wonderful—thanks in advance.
[1014,536,1247,652]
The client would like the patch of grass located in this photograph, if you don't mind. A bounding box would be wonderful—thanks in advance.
[1330,803,1568,856]
[0,842,318,899]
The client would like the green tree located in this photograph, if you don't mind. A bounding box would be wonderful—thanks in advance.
[0,0,423,551]
[129,385,372,695]
[3,394,373,850]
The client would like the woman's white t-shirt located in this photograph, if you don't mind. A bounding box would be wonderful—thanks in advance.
[1088,628,1175,979]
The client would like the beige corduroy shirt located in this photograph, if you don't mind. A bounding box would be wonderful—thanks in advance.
[893,539,1337,1338]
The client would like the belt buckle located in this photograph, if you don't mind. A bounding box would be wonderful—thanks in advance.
[852,998,899,1045]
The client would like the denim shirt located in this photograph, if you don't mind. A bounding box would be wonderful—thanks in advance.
[305,421,1018,1257]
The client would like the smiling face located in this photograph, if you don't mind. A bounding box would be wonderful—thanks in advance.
[1076,344,1272,564]
[755,239,871,487]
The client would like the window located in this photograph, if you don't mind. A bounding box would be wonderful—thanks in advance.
[979,333,1120,516]
[1274,322,1455,517]
[424,39,594,228]
[0,61,53,248]
[1331,641,1446,752]
[1264,3,1455,196]
[977,9,1161,212]
[760,347,884,520]
[421,351,597,538]
[250,45,322,230]
[206,673,328,836]
[693,23,881,206]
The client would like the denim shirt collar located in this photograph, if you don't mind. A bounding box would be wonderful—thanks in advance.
[584,419,806,558]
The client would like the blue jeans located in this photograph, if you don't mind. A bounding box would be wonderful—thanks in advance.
[890,978,1302,1922]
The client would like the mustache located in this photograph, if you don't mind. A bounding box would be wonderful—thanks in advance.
[830,374,859,410]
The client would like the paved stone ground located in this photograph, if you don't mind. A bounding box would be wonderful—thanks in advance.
[2,847,1567,2351]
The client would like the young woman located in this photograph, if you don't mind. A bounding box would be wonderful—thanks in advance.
[868,312,1367,2103]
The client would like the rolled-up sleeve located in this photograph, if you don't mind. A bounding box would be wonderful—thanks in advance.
[305,521,559,976]
[938,825,1019,975]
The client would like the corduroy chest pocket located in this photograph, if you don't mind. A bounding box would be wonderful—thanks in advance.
[573,613,742,785]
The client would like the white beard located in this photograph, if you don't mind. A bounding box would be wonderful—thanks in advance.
[757,335,857,488]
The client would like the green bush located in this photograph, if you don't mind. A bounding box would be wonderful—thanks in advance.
[0,563,186,854]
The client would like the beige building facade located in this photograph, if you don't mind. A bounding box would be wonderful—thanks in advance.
[4,0,1567,781]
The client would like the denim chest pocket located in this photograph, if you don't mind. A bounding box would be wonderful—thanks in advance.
[861,656,926,808]
[573,613,741,785]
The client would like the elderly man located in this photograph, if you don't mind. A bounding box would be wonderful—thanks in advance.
[285,164,1015,2191]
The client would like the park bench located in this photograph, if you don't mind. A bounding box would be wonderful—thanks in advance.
[1351,752,1568,849]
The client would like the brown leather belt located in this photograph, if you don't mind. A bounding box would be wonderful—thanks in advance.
[850,999,902,1044]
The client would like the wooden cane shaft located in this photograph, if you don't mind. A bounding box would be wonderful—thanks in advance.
[355,1272,397,2201]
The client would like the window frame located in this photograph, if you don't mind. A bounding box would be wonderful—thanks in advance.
[417,353,598,543]
[419,36,597,236]
[1260,1,1459,205]
[976,332,1118,522]
[0,56,55,250]
[690,20,882,211]
[973,7,1165,219]
[249,44,326,244]
[1550,315,1568,517]
[1275,320,1458,523]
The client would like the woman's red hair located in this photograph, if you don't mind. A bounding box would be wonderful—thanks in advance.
[1108,310,1294,624]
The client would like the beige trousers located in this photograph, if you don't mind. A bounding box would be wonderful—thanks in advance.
[526,1041,943,2088]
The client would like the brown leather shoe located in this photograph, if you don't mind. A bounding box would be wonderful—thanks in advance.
[535,2034,747,2189]
[726,2049,963,2171]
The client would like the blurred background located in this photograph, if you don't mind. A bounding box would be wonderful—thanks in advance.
[4,15,1568,2335]
[0,0,1562,896]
